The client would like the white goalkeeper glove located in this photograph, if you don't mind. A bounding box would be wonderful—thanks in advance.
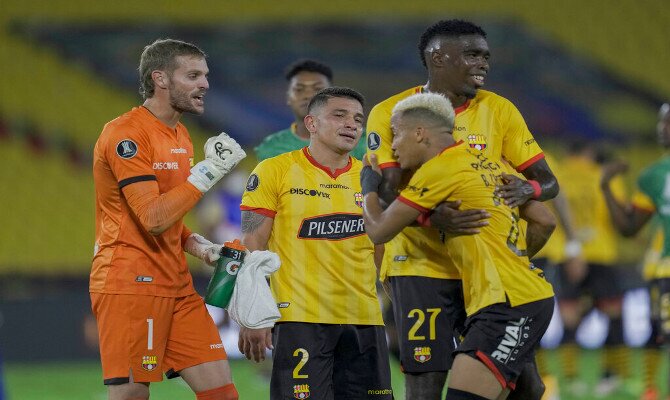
[184,233,222,266]
[188,159,227,193]
[188,132,247,193]
[204,132,246,174]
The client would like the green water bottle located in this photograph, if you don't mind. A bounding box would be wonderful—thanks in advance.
[205,239,247,309]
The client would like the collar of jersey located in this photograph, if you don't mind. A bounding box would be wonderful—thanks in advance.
[439,140,465,155]
[302,147,353,179]
[418,86,471,115]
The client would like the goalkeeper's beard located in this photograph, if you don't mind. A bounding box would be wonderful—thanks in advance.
[170,86,204,116]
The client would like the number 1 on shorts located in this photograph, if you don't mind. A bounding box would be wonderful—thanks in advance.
[146,318,154,350]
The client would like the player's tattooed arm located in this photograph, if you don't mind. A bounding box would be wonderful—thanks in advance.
[240,210,273,251]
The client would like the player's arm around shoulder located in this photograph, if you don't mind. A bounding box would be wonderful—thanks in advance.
[361,155,423,244]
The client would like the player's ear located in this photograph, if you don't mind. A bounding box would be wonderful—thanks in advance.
[152,70,168,90]
[415,126,425,143]
[304,114,316,134]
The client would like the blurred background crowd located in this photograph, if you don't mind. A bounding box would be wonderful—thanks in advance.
[0,1,668,399]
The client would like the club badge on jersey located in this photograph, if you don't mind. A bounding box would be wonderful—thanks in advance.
[467,134,487,151]
[354,192,363,208]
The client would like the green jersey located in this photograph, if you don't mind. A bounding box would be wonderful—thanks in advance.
[254,123,367,161]
[633,155,670,277]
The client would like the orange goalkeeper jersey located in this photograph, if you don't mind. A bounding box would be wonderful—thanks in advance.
[91,106,197,297]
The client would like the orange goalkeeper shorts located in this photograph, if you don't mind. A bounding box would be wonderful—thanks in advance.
[91,292,227,384]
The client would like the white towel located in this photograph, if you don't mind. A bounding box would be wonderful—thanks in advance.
[228,250,281,329]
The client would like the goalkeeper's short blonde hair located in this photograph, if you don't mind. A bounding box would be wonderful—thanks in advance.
[392,93,455,130]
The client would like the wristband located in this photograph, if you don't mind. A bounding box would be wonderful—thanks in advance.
[360,166,383,196]
[416,212,432,227]
[528,180,542,199]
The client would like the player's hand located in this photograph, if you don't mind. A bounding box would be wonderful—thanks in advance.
[184,233,222,266]
[238,326,273,363]
[204,132,247,174]
[496,173,535,208]
[361,154,383,195]
[429,200,490,234]
[600,161,628,189]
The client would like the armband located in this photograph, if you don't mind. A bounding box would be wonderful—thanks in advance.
[528,180,542,199]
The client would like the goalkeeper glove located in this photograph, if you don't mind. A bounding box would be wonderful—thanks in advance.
[188,132,247,193]
[204,132,246,174]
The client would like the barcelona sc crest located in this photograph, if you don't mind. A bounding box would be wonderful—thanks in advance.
[141,355,158,371]
[413,346,432,363]
[354,192,363,208]
[467,134,487,151]
[293,384,311,399]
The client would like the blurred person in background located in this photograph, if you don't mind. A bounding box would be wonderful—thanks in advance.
[254,59,367,161]
[239,87,392,400]
[529,150,580,400]
[554,140,633,398]
[362,92,556,400]
[600,102,670,400]
[365,18,559,399]
[91,38,246,400]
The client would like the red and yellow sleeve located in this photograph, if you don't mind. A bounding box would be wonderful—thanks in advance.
[398,156,454,211]
[240,158,282,217]
[366,101,399,170]
[499,99,544,171]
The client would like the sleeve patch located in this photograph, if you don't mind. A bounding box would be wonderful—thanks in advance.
[367,132,381,150]
[116,139,138,159]
[246,173,260,191]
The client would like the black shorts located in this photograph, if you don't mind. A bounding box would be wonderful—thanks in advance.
[649,277,670,344]
[388,276,465,373]
[556,263,627,301]
[270,322,392,400]
[455,297,554,390]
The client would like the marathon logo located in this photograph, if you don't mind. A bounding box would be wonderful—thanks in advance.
[491,317,529,364]
[320,183,350,189]
[153,162,179,170]
[298,213,365,240]
[290,188,331,199]
[293,384,311,399]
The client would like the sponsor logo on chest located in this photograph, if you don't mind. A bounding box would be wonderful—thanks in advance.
[153,161,180,170]
[298,213,365,240]
[290,188,331,199]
